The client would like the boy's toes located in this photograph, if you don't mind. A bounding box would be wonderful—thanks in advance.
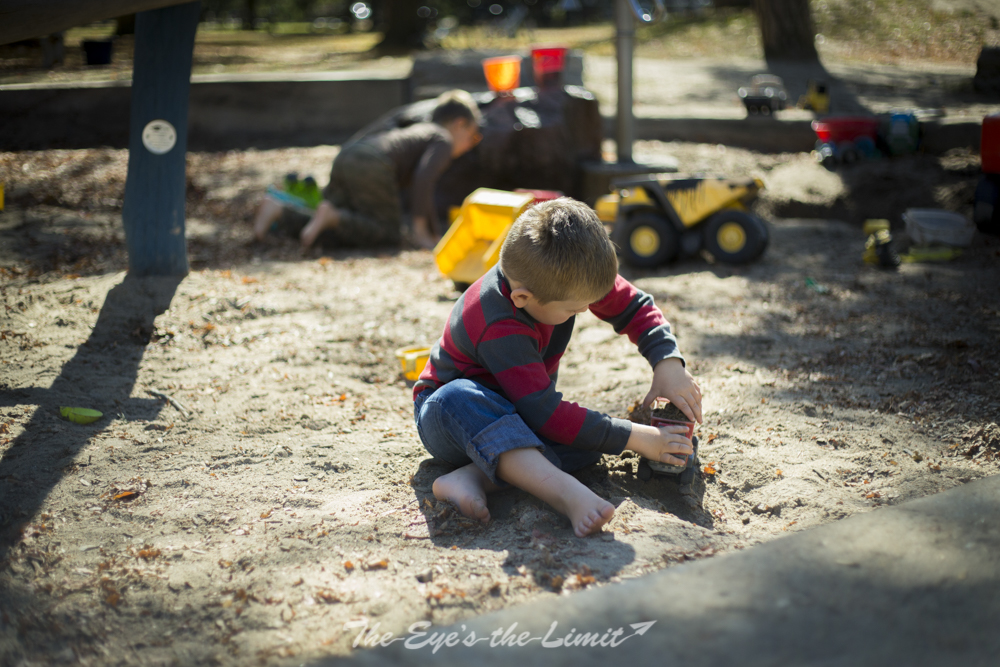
[576,505,615,537]
[465,498,491,524]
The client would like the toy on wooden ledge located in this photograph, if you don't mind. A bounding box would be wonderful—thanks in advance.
[738,74,788,116]
[482,55,521,96]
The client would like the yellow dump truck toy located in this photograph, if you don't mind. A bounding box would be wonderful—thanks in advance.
[595,174,770,268]
[433,188,539,290]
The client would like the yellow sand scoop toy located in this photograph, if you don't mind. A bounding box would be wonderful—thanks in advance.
[595,174,770,267]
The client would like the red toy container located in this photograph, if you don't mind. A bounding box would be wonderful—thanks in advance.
[515,188,563,204]
[531,46,567,88]
[983,113,1000,175]
[811,116,880,144]
[650,415,695,468]
[650,416,695,440]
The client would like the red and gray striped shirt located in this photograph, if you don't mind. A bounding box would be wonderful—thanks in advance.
[414,266,684,455]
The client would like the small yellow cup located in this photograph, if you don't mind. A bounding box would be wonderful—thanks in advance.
[863,219,890,236]
[395,346,431,381]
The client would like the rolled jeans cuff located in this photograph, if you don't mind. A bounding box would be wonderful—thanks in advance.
[465,414,543,486]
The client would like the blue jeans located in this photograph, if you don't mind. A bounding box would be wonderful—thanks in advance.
[414,380,603,485]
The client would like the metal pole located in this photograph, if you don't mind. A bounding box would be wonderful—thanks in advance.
[122,1,200,276]
[615,0,635,164]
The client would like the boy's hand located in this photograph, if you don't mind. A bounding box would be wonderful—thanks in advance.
[644,358,703,424]
[626,422,693,467]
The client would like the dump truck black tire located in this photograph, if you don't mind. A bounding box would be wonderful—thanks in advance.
[704,209,769,264]
[613,210,678,268]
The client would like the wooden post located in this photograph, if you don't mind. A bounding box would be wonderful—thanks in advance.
[121,1,200,276]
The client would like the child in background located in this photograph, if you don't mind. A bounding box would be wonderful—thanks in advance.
[413,198,702,537]
[252,89,482,250]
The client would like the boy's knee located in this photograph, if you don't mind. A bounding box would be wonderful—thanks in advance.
[427,380,515,417]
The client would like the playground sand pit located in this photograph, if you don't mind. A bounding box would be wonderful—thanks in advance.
[1,143,999,665]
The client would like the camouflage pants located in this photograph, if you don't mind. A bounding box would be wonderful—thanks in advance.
[324,142,403,247]
[278,142,402,247]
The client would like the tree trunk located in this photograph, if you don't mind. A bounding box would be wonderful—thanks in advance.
[244,0,257,30]
[376,0,425,51]
[115,14,136,35]
[753,0,818,62]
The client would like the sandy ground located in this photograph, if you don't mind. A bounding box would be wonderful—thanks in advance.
[1,142,999,666]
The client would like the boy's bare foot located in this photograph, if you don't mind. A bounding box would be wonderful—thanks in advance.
[495,447,615,537]
[300,200,340,250]
[550,480,616,537]
[252,198,284,242]
[432,464,497,524]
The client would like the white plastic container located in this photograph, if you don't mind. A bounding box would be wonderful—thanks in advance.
[902,208,976,247]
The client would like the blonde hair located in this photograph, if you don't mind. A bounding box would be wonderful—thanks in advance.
[499,197,618,304]
[431,89,482,128]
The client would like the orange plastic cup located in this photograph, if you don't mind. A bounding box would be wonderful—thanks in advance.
[482,55,521,94]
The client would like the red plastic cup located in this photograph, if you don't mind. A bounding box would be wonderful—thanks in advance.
[531,46,567,89]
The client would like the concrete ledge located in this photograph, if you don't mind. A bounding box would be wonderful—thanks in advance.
[320,474,1000,667]
[921,117,984,155]
[1,73,411,151]
[627,116,818,153]
[1,74,983,154]
[609,115,983,155]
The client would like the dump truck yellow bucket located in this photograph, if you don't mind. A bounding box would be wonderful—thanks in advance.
[433,188,536,286]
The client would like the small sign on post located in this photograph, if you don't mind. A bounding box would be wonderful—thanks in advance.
[141,120,177,155]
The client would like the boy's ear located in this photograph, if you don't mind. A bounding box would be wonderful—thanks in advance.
[509,286,534,309]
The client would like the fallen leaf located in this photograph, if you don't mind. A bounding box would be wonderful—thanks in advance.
[702,463,717,475]
[260,509,272,519]
[316,589,340,603]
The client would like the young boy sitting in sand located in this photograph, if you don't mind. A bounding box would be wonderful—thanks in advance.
[252,89,482,250]
[412,198,703,537]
